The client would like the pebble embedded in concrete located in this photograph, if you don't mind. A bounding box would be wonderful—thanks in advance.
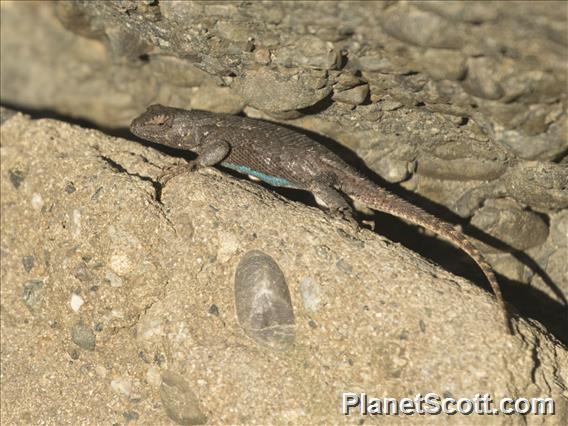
[70,321,96,351]
[160,371,207,425]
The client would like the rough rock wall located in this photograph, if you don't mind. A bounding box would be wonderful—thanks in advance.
[2,0,567,339]
[2,109,567,425]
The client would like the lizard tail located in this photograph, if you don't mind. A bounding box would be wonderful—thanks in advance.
[346,178,512,334]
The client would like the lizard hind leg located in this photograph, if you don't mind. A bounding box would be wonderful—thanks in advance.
[309,181,359,229]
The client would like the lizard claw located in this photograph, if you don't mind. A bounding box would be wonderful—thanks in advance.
[330,207,360,231]
[157,161,200,187]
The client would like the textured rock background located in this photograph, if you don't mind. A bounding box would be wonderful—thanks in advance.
[2,110,567,425]
[1,1,567,424]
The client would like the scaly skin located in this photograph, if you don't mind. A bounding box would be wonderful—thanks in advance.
[130,104,511,333]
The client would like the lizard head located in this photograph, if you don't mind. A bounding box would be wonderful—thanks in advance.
[130,104,195,148]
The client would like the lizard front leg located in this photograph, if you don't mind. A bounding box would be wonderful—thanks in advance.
[158,139,230,186]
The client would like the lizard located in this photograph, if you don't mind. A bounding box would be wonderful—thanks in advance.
[130,104,512,334]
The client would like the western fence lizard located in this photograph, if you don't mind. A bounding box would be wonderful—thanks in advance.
[130,104,511,333]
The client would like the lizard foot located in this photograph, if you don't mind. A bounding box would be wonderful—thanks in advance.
[157,161,200,187]
[330,207,360,231]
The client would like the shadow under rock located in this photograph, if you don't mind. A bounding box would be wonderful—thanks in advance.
[361,174,566,344]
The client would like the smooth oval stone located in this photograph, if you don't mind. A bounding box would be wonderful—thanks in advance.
[160,371,207,425]
[234,250,295,350]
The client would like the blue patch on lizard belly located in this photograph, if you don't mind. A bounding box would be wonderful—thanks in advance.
[221,162,298,188]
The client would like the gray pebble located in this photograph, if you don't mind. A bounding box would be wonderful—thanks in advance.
[208,304,220,316]
[22,279,44,309]
[123,411,139,423]
[91,187,103,202]
[154,353,166,366]
[9,169,25,189]
[234,250,295,350]
[65,181,76,194]
[71,321,96,351]
[160,371,207,425]
[335,258,353,275]
[22,255,35,273]
[73,262,93,283]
